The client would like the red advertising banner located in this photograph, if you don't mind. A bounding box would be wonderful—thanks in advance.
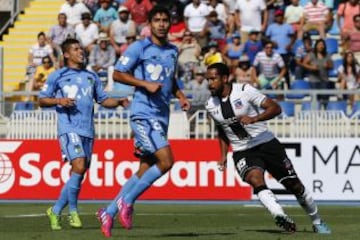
[0,140,252,201]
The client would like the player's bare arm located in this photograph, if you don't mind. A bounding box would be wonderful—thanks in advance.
[113,70,162,94]
[39,97,75,107]
[239,98,281,125]
[101,97,130,108]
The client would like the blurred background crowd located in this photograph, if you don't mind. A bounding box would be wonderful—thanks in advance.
[22,0,360,112]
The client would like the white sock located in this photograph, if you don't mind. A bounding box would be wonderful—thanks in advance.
[296,188,321,224]
[258,189,286,217]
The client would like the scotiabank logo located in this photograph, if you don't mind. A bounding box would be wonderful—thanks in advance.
[0,142,22,194]
[0,140,252,200]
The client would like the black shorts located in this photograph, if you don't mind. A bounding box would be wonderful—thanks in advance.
[232,138,298,183]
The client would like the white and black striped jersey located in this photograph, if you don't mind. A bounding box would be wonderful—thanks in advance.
[205,83,274,151]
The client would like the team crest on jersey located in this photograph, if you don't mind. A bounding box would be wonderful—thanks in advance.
[233,99,243,109]
[87,77,94,85]
[120,56,130,65]
[146,64,163,81]
[76,77,82,84]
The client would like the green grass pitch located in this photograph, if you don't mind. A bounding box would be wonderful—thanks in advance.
[0,203,359,240]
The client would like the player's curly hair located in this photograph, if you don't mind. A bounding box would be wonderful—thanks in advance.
[207,63,230,77]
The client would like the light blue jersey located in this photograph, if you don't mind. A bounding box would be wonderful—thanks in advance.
[39,67,109,138]
[114,37,178,126]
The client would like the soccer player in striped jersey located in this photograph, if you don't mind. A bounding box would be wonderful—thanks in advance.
[96,6,190,237]
[205,62,331,234]
[39,38,128,231]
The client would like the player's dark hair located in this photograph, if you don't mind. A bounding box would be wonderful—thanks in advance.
[207,63,230,77]
[37,31,46,39]
[61,38,80,54]
[148,5,171,22]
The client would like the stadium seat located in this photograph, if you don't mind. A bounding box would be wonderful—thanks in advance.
[278,101,295,117]
[328,59,343,78]
[14,101,35,111]
[326,100,348,113]
[287,79,311,99]
[325,38,339,55]
[301,101,320,111]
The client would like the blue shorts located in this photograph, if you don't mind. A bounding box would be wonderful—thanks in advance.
[59,133,93,167]
[130,119,169,157]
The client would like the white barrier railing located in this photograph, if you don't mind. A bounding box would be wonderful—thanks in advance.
[5,109,360,139]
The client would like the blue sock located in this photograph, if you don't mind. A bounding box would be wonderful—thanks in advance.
[106,175,139,218]
[52,182,69,215]
[124,165,162,204]
[67,172,83,213]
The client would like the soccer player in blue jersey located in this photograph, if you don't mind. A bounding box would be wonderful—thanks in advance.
[96,6,190,237]
[39,38,129,231]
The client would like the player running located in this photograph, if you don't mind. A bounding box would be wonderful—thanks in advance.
[96,6,190,237]
[204,62,331,234]
[40,38,128,231]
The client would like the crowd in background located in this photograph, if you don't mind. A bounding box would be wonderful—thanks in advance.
[24,0,360,109]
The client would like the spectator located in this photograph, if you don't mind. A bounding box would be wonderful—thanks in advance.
[338,51,360,104]
[243,29,263,65]
[266,0,285,26]
[203,40,224,66]
[119,32,137,55]
[48,13,75,66]
[94,0,118,34]
[294,34,313,80]
[252,41,287,90]
[284,0,304,38]
[87,33,116,91]
[168,14,186,47]
[26,56,55,95]
[109,5,136,56]
[83,0,100,16]
[59,0,90,27]
[178,30,202,82]
[223,32,243,73]
[75,12,99,53]
[123,0,153,34]
[185,66,211,119]
[26,32,56,83]
[266,9,295,88]
[302,39,333,103]
[234,55,258,86]
[202,11,227,50]
[302,0,329,39]
[222,0,237,35]
[139,22,151,39]
[346,14,360,64]
[337,0,360,45]
[184,0,210,48]
[235,0,268,44]
[208,0,229,28]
